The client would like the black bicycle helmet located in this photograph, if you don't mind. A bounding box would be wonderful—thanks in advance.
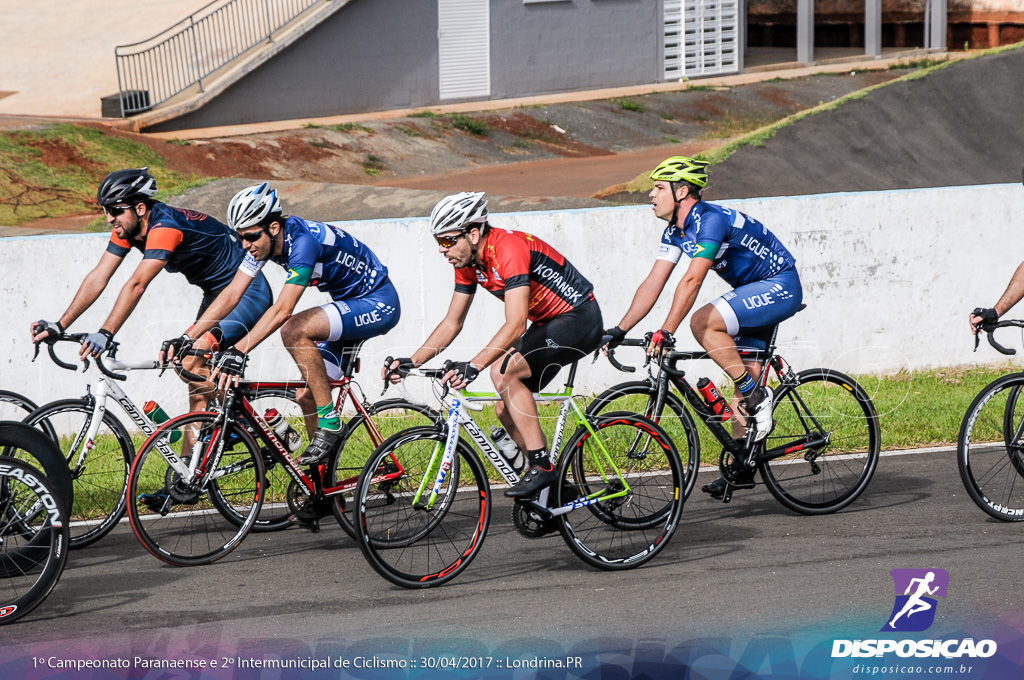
[96,168,158,207]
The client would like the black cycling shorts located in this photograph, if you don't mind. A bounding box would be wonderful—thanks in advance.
[509,299,603,393]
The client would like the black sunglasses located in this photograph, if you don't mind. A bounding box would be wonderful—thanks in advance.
[238,229,268,244]
[102,204,132,217]
[435,232,466,248]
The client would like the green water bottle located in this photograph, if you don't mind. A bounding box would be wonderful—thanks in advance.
[144,400,182,444]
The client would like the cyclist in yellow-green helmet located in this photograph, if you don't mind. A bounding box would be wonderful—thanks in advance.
[602,156,803,499]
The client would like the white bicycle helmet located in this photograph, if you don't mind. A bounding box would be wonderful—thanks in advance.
[429,192,488,235]
[226,183,282,231]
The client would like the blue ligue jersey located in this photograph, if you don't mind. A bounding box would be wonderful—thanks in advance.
[239,216,389,299]
[657,201,796,288]
[106,202,244,295]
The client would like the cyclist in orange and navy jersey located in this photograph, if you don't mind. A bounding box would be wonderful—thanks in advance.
[30,168,272,412]
[386,192,603,497]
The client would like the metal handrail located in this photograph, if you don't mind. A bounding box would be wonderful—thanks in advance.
[114,0,321,117]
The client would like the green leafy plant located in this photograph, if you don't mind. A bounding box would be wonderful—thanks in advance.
[448,113,488,136]
[613,97,646,113]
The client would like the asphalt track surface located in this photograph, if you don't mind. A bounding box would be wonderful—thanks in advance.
[4,447,1021,675]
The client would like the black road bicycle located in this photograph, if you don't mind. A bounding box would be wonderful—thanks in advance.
[590,320,880,514]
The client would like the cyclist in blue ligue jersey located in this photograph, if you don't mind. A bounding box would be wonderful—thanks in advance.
[602,156,803,498]
[30,167,273,413]
[167,183,400,465]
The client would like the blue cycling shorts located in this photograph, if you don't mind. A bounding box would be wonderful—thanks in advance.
[318,281,401,379]
[710,268,802,351]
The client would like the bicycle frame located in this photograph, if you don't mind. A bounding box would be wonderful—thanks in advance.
[63,358,180,473]
[642,343,833,467]
[403,366,632,516]
[156,374,395,498]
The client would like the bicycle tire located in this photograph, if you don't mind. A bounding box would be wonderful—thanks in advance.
[329,399,439,539]
[556,412,684,570]
[0,451,70,625]
[587,380,701,499]
[20,399,132,548]
[958,372,1024,521]
[0,422,73,517]
[355,426,489,588]
[759,368,880,515]
[127,412,264,566]
[1,390,56,441]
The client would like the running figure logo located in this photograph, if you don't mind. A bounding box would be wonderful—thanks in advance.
[881,568,949,632]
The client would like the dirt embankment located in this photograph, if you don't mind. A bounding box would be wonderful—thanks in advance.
[11,47,1024,232]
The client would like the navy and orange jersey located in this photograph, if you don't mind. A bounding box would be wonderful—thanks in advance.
[105,202,244,294]
[453,228,595,323]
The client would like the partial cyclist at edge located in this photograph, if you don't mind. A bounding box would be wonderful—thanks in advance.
[174,182,401,466]
[385,192,603,498]
[601,156,803,499]
[31,167,273,412]
[968,259,1024,335]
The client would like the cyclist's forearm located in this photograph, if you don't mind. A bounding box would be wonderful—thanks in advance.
[232,305,290,355]
[412,320,462,366]
[189,283,248,340]
[57,264,116,329]
[472,320,527,370]
[994,261,1024,316]
[661,278,701,333]
[618,278,662,331]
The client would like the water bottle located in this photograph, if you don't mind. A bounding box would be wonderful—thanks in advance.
[264,408,302,453]
[696,377,733,421]
[143,400,182,443]
[490,426,525,473]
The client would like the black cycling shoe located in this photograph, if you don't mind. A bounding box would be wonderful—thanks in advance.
[298,428,344,466]
[701,470,756,499]
[138,487,171,512]
[504,464,557,498]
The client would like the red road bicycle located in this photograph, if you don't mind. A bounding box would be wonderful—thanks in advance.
[126,349,435,565]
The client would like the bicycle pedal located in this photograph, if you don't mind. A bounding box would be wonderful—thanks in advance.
[720,486,734,503]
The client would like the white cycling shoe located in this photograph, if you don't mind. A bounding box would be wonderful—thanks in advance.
[741,386,774,442]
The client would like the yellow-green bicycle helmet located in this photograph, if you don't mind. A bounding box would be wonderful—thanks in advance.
[650,156,710,188]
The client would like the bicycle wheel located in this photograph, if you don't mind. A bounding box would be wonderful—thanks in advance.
[246,388,309,532]
[587,380,701,498]
[127,413,264,566]
[958,373,1024,521]
[759,368,880,514]
[0,455,70,625]
[329,399,439,538]
[21,399,132,548]
[355,426,489,588]
[2,391,55,440]
[556,412,684,570]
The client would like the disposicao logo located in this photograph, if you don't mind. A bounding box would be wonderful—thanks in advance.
[882,568,948,632]
[831,568,998,660]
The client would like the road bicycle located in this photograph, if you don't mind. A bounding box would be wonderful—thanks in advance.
[591,319,880,514]
[957,319,1024,521]
[0,422,72,625]
[126,347,436,566]
[354,357,685,588]
[23,334,201,548]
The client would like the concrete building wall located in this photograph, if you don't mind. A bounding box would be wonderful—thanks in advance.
[4,184,1022,420]
[154,0,666,130]
[157,0,439,130]
[489,0,660,99]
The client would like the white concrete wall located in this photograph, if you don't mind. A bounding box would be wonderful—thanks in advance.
[4,183,1023,417]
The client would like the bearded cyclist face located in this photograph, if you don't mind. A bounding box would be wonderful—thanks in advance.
[104,202,144,241]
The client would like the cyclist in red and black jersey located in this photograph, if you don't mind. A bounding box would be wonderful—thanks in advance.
[30,168,272,412]
[386,192,603,497]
